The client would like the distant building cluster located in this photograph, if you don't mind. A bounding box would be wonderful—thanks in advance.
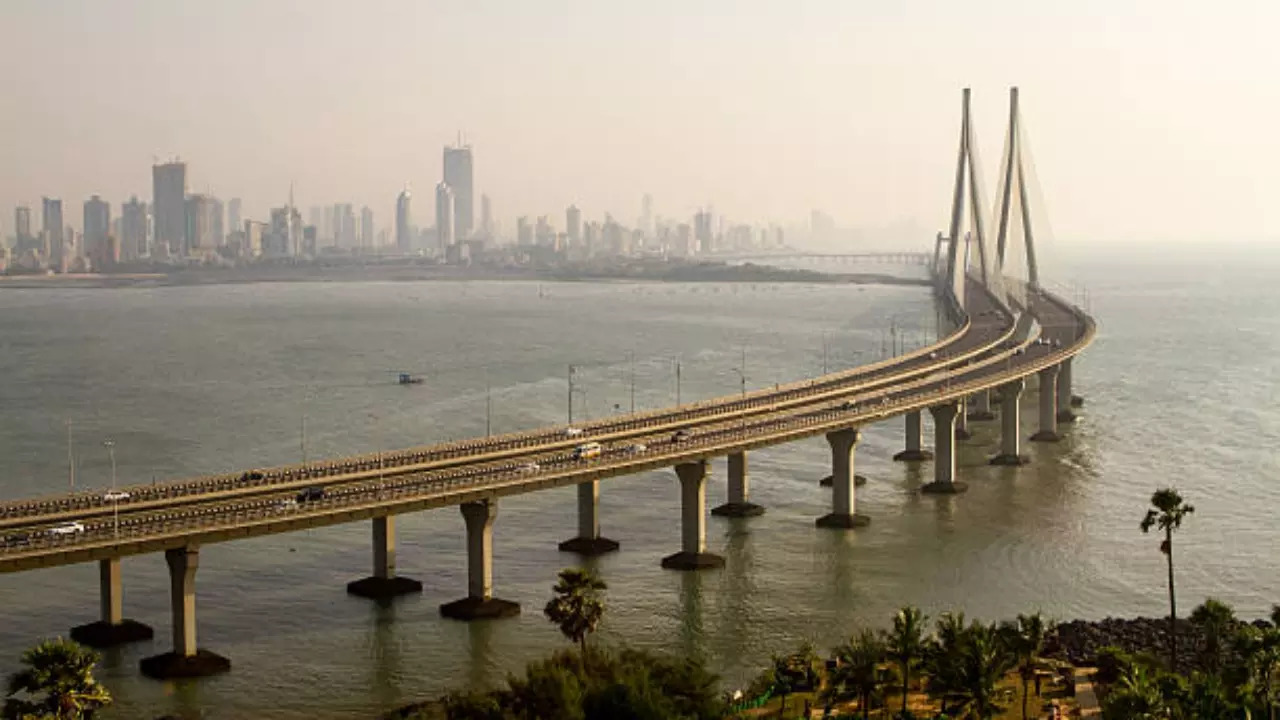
[3,140,794,275]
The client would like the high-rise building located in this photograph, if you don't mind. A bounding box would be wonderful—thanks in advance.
[267,206,301,257]
[152,161,187,256]
[435,182,455,251]
[211,197,224,247]
[566,205,582,248]
[395,187,412,252]
[479,194,492,239]
[442,143,473,240]
[121,197,147,261]
[228,198,241,237]
[14,206,32,247]
[694,209,713,255]
[360,206,374,249]
[339,204,356,248]
[639,194,653,237]
[516,216,532,247]
[42,197,64,269]
[535,215,553,247]
[185,194,218,254]
[83,195,111,267]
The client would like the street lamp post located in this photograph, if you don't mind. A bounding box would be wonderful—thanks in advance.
[485,377,492,437]
[822,333,829,375]
[66,420,75,492]
[672,359,682,406]
[568,364,577,425]
[103,440,118,539]
[628,351,636,413]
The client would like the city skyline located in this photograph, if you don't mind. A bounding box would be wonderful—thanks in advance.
[2,2,1276,245]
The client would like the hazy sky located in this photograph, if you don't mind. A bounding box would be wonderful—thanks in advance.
[2,0,1276,245]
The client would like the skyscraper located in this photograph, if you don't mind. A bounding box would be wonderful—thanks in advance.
[153,161,187,256]
[83,195,111,267]
[566,205,582,248]
[14,206,31,249]
[227,198,241,237]
[121,197,147,261]
[694,209,713,255]
[480,194,492,240]
[360,206,374,249]
[640,194,653,237]
[517,216,532,246]
[185,194,218,254]
[395,187,412,252]
[435,182,455,250]
[42,197,63,269]
[442,143,473,240]
[211,197,224,248]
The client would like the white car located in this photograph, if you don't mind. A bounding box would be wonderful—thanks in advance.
[519,462,541,474]
[273,498,298,512]
[628,443,647,454]
[102,491,130,502]
[47,522,85,536]
[564,427,584,437]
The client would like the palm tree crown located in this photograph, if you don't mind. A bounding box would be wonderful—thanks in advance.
[543,568,608,656]
[4,637,111,720]
[1140,487,1194,671]
[886,606,929,716]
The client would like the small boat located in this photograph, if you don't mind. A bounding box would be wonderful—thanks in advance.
[398,373,424,385]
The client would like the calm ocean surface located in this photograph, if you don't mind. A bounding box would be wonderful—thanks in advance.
[0,244,1277,719]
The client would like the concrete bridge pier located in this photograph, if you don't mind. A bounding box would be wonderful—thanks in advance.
[661,460,725,570]
[922,402,968,494]
[347,516,424,599]
[1031,366,1061,442]
[1057,359,1078,423]
[892,410,934,462]
[70,558,154,648]
[140,547,230,679]
[990,378,1031,465]
[968,389,996,421]
[712,452,765,517]
[955,397,972,440]
[559,481,622,554]
[441,499,520,620]
[816,429,870,528]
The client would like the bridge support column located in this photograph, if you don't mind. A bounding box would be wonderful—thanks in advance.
[1057,359,1078,422]
[661,460,724,570]
[816,429,870,528]
[140,547,230,679]
[955,397,972,440]
[70,557,154,648]
[712,452,765,517]
[559,481,622,554]
[348,515,424,599]
[441,499,520,620]
[991,379,1030,465]
[922,403,968,494]
[968,390,995,421]
[892,410,933,462]
[1031,366,1061,442]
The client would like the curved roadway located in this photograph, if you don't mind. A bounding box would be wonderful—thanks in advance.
[0,277,1095,573]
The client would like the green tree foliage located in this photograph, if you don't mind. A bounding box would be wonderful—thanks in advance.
[1189,598,1236,674]
[886,606,929,717]
[827,630,889,720]
[543,568,608,658]
[924,612,968,714]
[950,621,1016,720]
[1140,487,1194,670]
[3,638,111,720]
[1000,612,1052,720]
[440,647,723,720]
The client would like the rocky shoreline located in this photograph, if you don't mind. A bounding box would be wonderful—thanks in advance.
[1047,615,1271,675]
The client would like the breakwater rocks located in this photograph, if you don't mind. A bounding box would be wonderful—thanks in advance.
[1048,616,1271,675]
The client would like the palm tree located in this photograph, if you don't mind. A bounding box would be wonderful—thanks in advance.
[1101,662,1175,720]
[1001,612,1052,720]
[829,630,889,720]
[4,637,111,720]
[1140,487,1195,670]
[925,612,968,715]
[885,606,929,717]
[543,568,608,658]
[953,622,1016,720]
[1190,598,1236,674]
[1233,625,1280,720]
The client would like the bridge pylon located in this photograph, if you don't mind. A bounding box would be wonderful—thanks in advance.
[993,86,1041,292]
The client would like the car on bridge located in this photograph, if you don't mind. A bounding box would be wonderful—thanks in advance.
[672,429,692,443]
[519,462,541,474]
[3,532,30,547]
[296,487,326,503]
[273,498,299,512]
[627,442,647,454]
[47,522,85,536]
[103,491,130,502]
[572,442,602,460]
[564,427,584,438]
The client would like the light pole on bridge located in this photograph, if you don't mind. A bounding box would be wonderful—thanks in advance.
[66,420,75,492]
[103,440,118,539]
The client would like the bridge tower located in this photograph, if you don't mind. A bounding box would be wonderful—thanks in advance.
[940,88,1007,317]
[993,86,1040,290]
